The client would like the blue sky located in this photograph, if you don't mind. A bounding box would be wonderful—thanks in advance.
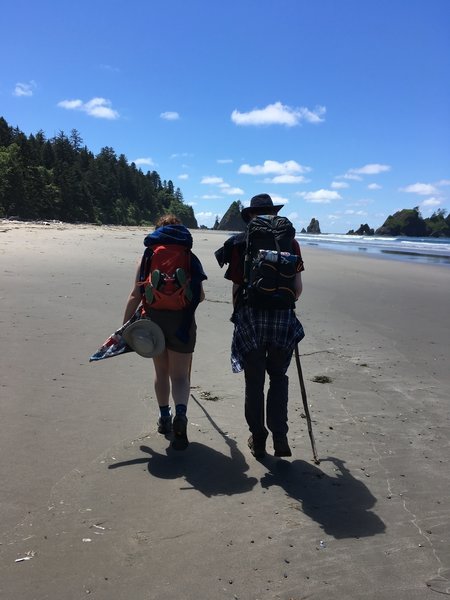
[1,0,449,231]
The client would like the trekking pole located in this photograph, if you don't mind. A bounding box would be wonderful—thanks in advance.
[294,344,320,464]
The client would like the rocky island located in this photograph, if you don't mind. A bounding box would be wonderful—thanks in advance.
[348,208,449,238]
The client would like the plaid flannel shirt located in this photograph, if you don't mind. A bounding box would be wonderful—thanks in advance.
[230,305,305,373]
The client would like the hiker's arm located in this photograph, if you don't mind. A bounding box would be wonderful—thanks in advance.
[123,265,142,324]
[292,240,304,301]
[295,272,303,300]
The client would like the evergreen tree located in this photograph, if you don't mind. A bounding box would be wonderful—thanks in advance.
[0,117,13,147]
[0,116,194,225]
[217,200,245,231]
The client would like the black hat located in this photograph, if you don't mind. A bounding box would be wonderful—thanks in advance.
[241,193,284,223]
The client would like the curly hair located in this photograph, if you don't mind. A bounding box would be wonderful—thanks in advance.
[155,214,182,227]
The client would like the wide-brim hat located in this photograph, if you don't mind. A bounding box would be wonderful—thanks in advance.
[241,193,284,223]
[122,319,165,358]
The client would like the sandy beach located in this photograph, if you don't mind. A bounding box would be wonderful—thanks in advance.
[1,221,449,599]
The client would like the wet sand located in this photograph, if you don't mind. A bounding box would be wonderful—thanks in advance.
[1,222,449,599]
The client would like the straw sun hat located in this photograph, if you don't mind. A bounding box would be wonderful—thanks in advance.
[122,319,165,358]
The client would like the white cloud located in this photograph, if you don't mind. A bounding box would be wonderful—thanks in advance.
[345,209,368,216]
[178,173,189,180]
[331,181,349,189]
[58,97,119,119]
[342,173,363,181]
[400,182,439,195]
[170,152,192,158]
[201,194,222,199]
[196,212,221,228]
[219,182,244,196]
[297,106,326,123]
[58,99,83,109]
[223,187,244,195]
[231,101,325,127]
[349,163,391,175]
[13,81,36,97]
[133,157,155,167]
[298,189,342,203]
[160,111,180,121]
[347,198,374,206]
[367,183,382,190]
[272,195,289,204]
[421,197,441,207]
[201,176,242,195]
[239,159,311,176]
[338,163,391,181]
[217,159,233,164]
[201,176,224,185]
[85,98,118,119]
[264,175,308,184]
[437,179,450,186]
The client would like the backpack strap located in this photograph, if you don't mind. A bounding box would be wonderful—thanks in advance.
[138,247,154,296]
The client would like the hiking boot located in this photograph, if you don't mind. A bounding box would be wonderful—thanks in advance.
[175,268,192,301]
[273,436,292,457]
[171,414,189,451]
[248,434,266,459]
[157,415,172,434]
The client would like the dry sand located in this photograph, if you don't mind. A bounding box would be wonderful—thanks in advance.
[0,221,449,599]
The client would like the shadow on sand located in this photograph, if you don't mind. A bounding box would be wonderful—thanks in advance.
[109,438,258,498]
[260,455,386,539]
[109,393,257,497]
[109,396,385,537]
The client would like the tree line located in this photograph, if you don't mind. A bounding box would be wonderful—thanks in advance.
[0,117,197,227]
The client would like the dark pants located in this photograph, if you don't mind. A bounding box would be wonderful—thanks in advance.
[243,345,293,440]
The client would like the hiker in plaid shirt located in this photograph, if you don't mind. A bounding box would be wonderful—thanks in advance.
[215,194,304,459]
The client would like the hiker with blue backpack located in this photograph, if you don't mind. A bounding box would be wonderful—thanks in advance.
[123,215,207,450]
[215,194,305,459]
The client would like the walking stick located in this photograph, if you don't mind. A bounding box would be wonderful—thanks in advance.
[294,344,320,464]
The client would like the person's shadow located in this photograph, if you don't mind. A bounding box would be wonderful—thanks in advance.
[109,396,257,497]
[260,456,386,539]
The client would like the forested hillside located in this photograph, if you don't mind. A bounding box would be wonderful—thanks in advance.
[0,117,197,227]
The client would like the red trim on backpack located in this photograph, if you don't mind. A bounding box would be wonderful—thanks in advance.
[140,244,192,312]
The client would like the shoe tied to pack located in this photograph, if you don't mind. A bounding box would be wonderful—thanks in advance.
[175,268,192,302]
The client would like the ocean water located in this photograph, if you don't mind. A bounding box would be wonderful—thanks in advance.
[297,233,450,266]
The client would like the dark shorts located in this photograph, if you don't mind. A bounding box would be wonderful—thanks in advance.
[147,309,197,353]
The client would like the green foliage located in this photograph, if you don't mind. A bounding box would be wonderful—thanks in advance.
[0,117,195,226]
[424,209,450,237]
[217,200,245,231]
[376,207,450,237]
[347,223,374,235]
[166,197,198,228]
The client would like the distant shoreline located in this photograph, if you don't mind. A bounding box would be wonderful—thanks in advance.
[3,220,449,266]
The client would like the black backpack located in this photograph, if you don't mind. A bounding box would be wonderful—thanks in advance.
[243,215,301,309]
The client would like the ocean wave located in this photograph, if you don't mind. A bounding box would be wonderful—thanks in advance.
[297,233,450,264]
